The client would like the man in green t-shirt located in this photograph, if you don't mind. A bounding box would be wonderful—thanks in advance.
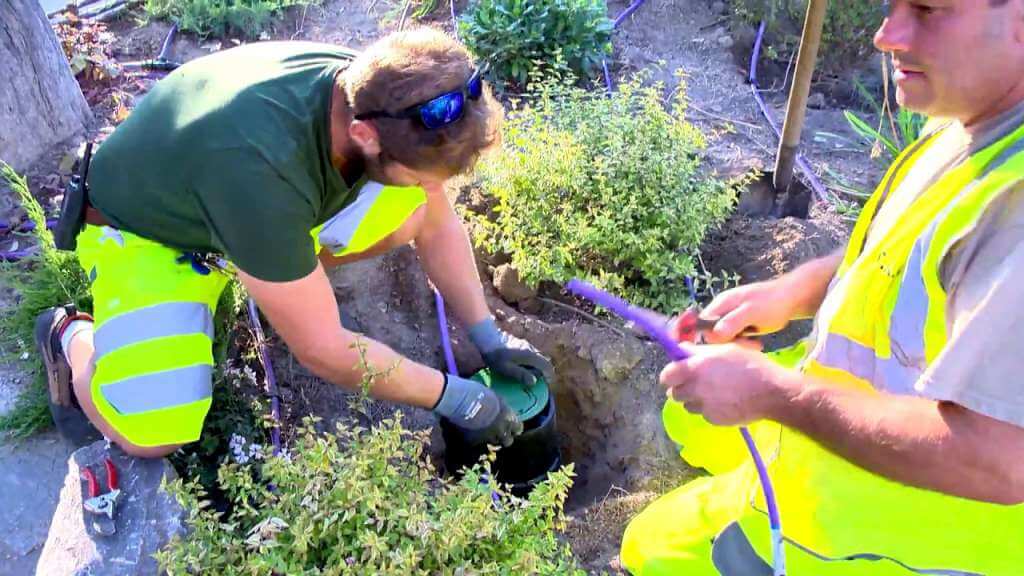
[35,28,551,457]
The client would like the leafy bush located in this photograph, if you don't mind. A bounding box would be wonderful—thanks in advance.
[0,163,92,437]
[459,0,612,88]
[144,0,320,38]
[844,107,926,159]
[156,416,582,575]
[469,74,741,312]
[52,16,120,82]
[732,0,885,73]
[844,80,927,160]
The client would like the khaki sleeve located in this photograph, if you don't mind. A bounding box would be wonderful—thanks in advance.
[915,185,1024,427]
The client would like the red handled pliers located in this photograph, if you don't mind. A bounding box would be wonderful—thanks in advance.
[674,305,721,343]
[81,457,120,536]
[674,305,759,344]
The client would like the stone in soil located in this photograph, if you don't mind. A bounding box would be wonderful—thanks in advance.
[492,263,537,304]
[35,441,184,576]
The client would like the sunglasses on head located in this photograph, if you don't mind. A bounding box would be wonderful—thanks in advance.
[354,67,485,130]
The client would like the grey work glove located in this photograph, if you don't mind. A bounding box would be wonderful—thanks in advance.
[433,372,523,447]
[468,318,555,386]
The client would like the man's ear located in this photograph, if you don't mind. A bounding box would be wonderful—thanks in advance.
[349,120,381,157]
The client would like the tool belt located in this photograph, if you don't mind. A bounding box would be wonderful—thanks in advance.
[54,142,111,250]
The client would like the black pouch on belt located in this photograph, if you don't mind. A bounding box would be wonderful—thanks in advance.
[53,142,93,251]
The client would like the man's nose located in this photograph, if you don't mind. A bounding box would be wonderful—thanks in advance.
[874,4,913,55]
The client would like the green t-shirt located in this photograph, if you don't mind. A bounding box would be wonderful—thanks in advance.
[87,41,359,282]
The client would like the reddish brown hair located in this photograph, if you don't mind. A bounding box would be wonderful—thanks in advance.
[342,28,503,177]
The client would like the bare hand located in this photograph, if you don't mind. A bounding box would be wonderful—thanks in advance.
[695,280,800,344]
[659,342,802,426]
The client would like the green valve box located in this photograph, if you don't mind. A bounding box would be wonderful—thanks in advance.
[471,367,550,421]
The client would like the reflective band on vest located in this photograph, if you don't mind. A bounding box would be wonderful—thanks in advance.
[94,301,214,362]
[313,180,428,257]
[100,364,213,415]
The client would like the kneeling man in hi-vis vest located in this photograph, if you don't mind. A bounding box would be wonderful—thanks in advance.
[623,1,1024,575]
[37,29,552,458]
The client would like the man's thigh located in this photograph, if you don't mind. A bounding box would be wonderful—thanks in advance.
[76,225,229,448]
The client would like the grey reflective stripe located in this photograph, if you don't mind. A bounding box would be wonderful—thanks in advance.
[781,534,982,576]
[980,137,1024,180]
[94,302,214,361]
[815,332,876,381]
[747,508,983,576]
[317,180,385,254]
[711,522,772,576]
[101,364,213,415]
[815,332,921,394]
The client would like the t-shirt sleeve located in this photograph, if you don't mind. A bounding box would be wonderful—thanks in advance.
[193,154,319,282]
[915,185,1024,427]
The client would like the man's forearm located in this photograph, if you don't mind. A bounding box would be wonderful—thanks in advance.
[415,194,491,327]
[302,326,445,409]
[777,250,843,318]
[771,378,1024,504]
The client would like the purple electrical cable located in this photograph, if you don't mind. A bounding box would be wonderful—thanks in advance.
[0,250,32,262]
[246,298,281,456]
[749,21,829,204]
[612,0,647,29]
[564,279,783,540]
[434,289,458,374]
[433,290,502,504]
[602,0,649,95]
[0,219,57,235]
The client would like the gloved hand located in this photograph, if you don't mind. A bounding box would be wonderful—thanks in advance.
[433,372,523,447]
[468,318,555,387]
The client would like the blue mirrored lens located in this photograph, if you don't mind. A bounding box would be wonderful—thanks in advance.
[467,73,483,100]
[420,92,464,129]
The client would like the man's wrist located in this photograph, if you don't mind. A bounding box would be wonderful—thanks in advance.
[762,366,809,424]
[783,252,843,318]
[468,317,503,355]
[431,370,449,411]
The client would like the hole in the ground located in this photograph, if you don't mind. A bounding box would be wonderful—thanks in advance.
[737,170,811,219]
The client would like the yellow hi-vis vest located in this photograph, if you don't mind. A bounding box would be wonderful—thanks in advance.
[311,180,427,257]
[639,121,1024,575]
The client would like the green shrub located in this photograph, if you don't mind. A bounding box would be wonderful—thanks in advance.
[469,74,741,313]
[155,416,582,575]
[144,0,320,39]
[459,0,612,88]
[844,82,927,160]
[732,0,885,73]
[0,163,92,437]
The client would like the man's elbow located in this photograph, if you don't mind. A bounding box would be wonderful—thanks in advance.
[292,337,350,383]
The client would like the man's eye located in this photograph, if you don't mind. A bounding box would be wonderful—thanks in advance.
[912,3,937,16]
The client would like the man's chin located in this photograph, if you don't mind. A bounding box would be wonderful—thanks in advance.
[894,88,933,115]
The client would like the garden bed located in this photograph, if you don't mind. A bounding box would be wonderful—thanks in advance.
[2,0,880,571]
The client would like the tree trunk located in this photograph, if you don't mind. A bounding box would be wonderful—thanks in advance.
[0,0,92,172]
